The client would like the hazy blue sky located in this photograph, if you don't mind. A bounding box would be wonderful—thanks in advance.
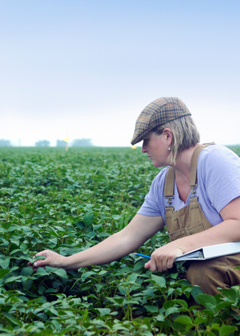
[1,0,240,146]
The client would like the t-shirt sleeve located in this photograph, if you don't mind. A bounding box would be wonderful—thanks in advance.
[137,169,166,217]
[200,146,240,213]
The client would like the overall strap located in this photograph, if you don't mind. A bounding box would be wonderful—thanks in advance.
[164,166,175,198]
[164,166,175,208]
[190,142,215,193]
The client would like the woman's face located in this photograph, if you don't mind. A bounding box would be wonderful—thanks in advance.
[141,131,170,167]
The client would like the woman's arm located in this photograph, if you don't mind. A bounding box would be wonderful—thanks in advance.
[33,214,165,270]
[146,196,240,272]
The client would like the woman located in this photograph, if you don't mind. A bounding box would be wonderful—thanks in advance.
[33,97,240,295]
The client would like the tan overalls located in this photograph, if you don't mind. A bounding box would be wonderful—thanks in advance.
[164,144,240,295]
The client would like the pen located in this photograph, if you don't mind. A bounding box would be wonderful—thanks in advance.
[134,252,151,259]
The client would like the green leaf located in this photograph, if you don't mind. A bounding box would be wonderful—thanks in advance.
[4,275,22,284]
[144,305,159,313]
[2,222,12,230]
[191,285,203,303]
[96,308,111,316]
[122,299,140,305]
[165,307,180,316]
[156,314,165,322]
[20,243,28,251]
[0,269,9,278]
[118,285,128,296]
[151,274,166,288]
[83,211,94,225]
[172,299,188,308]
[219,287,237,301]
[219,324,237,336]
[52,268,68,279]
[133,261,145,271]
[194,316,207,325]
[197,294,217,311]
[174,315,193,325]
[127,272,138,282]
[0,257,10,269]
[10,249,23,255]
[75,221,85,230]
[3,312,22,326]
[21,266,33,276]
[9,266,19,272]
[49,238,58,246]
[112,215,121,220]
[35,267,49,277]
[81,270,97,281]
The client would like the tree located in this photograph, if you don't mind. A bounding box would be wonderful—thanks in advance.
[0,139,12,147]
[35,140,50,147]
[71,138,94,147]
[56,140,66,147]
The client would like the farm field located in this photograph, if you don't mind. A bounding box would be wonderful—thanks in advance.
[1,145,240,335]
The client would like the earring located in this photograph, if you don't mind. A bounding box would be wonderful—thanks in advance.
[168,147,171,151]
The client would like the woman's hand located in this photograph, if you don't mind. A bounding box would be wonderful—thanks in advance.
[31,250,68,270]
[144,243,184,272]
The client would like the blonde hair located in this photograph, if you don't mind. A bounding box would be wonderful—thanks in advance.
[153,116,200,165]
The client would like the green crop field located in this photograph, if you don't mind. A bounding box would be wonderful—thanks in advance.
[1,146,240,335]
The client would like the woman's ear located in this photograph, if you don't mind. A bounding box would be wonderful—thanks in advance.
[162,128,173,146]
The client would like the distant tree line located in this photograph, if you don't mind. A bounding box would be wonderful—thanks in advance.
[71,138,93,147]
[36,138,94,147]
[35,140,51,147]
[0,139,12,147]
[56,140,65,147]
[0,138,94,147]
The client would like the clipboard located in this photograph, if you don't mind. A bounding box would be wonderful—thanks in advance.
[175,242,240,262]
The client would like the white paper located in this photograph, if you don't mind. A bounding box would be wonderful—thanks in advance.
[175,242,240,262]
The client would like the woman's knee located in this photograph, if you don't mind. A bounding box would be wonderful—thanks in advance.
[185,259,229,295]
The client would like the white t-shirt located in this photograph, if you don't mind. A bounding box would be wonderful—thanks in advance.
[138,145,240,226]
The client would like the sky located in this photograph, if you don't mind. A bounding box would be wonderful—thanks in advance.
[0,0,240,147]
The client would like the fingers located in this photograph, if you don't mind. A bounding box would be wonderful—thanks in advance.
[33,258,46,268]
[150,255,174,272]
[144,247,182,272]
[34,251,48,267]
[29,250,66,269]
[28,250,51,269]
[144,260,151,270]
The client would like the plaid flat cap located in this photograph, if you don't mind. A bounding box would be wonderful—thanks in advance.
[131,97,191,145]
